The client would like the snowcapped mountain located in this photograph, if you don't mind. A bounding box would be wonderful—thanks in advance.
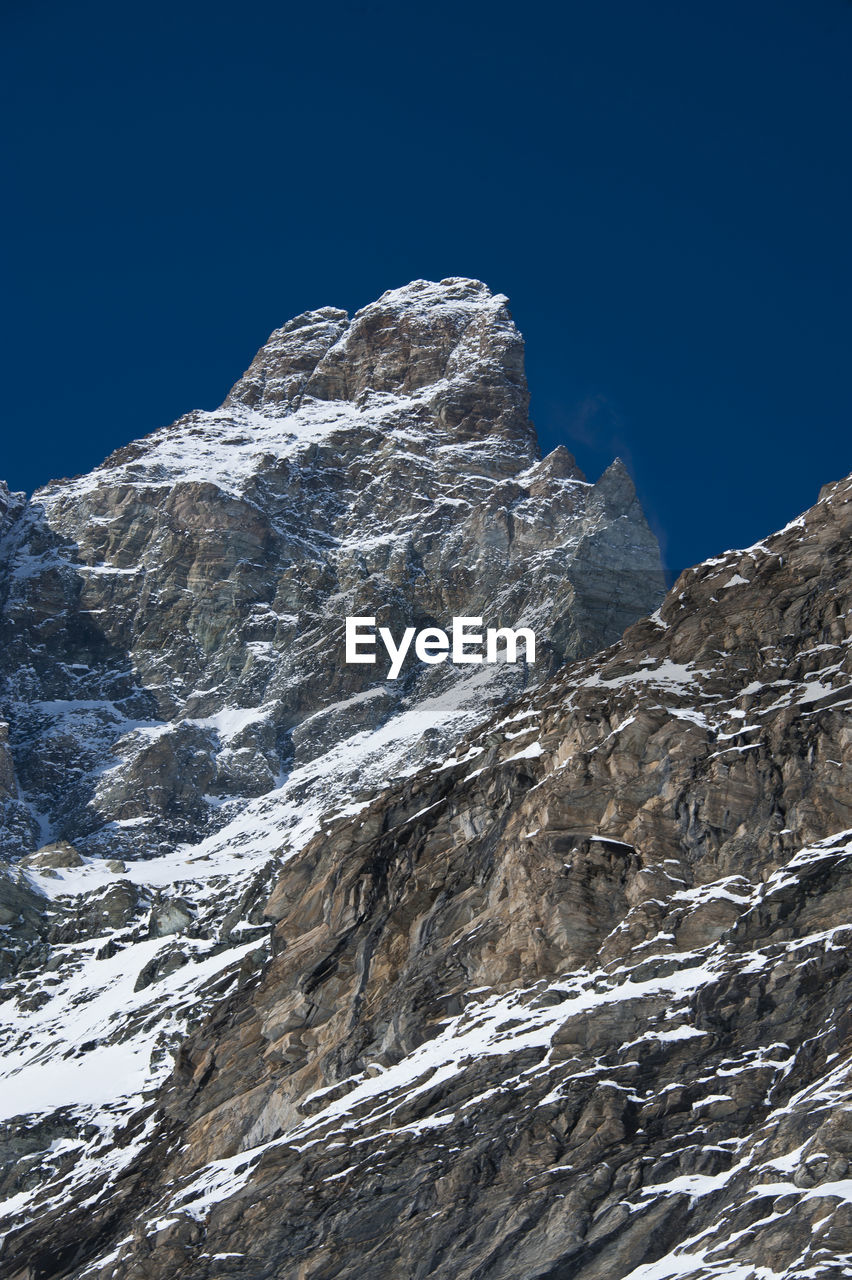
[5,465,849,1280]
[0,280,667,1277]
[0,278,663,866]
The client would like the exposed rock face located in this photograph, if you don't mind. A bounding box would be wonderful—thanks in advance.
[0,721,16,799]
[0,862,45,981]
[0,278,663,866]
[0,481,25,537]
[2,431,850,1280]
[19,843,83,871]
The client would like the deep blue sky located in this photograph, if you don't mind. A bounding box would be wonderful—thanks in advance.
[3,0,851,573]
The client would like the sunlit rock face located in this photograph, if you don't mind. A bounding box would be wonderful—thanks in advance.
[5,468,848,1280]
[0,278,664,864]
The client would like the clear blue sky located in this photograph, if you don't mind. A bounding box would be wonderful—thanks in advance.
[3,0,851,573]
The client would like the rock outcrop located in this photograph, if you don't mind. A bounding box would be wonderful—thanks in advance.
[1,434,850,1278]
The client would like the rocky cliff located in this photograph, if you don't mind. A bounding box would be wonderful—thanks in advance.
[0,280,672,1277]
[3,465,851,1280]
[0,427,844,1280]
[8,459,851,1280]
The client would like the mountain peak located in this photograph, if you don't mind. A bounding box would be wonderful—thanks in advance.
[224,307,349,416]
[367,276,499,312]
[0,480,25,535]
[224,279,529,444]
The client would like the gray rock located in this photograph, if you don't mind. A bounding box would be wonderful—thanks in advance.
[149,897,195,938]
[20,842,83,870]
[134,945,190,992]
[0,861,45,977]
[0,721,16,798]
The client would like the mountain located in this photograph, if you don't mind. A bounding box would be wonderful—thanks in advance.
[0,278,662,867]
[0,280,667,1275]
[5,465,849,1280]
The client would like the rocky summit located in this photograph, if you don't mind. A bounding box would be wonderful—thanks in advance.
[1,281,849,1280]
[0,278,662,867]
